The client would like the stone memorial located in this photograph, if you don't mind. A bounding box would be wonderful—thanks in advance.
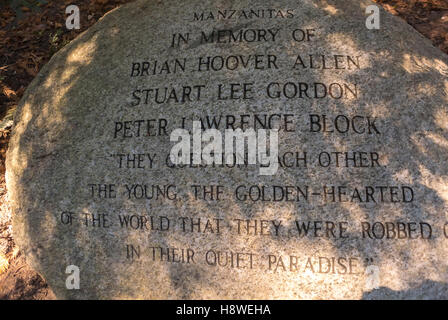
[6,0,448,299]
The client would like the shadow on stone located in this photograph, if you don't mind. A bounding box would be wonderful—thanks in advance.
[363,280,448,300]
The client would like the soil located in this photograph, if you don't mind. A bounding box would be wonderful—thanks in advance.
[0,0,447,300]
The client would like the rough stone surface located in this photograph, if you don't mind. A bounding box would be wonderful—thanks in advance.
[6,0,448,299]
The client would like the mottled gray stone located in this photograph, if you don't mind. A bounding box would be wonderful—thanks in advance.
[6,0,448,299]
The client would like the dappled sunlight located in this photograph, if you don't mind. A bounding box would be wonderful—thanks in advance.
[418,164,448,205]
[402,53,428,74]
[445,81,448,101]
[30,35,101,144]
[434,109,448,130]
[66,36,99,65]
[398,240,448,286]
[43,35,99,89]
[324,33,364,56]
[411,130,448,160]
[402,53,448,75]
[411,132,430,155]
[322,4,338,15]
[369,103,390,119]
[340,201,371,222]
[433,59,448,75]
[309,0,340,16]
[425,132,448,151]
[416,82,438,96]
[6,102,32,174]
[393,169,414,184]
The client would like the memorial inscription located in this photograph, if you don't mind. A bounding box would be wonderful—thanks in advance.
[6,0,448,299]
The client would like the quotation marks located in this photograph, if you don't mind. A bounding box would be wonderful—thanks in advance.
[365,5,380,30]
[364,257,374,264]
[66,5,80,30]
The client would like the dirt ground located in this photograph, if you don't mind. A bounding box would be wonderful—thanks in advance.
[0,0,447,300]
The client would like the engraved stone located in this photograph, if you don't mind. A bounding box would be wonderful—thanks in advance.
[6,0,448,299]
